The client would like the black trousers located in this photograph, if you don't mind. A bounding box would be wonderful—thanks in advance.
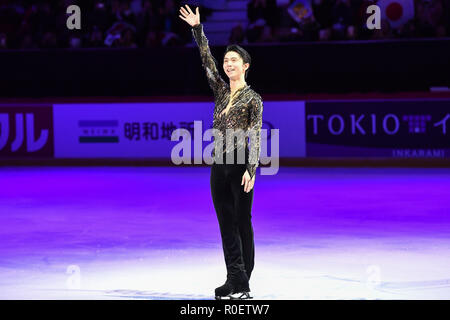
[210,146,255,285]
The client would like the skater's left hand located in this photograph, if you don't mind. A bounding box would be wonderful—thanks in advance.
[241,170,255,193]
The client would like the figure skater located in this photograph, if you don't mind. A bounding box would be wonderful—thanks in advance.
[179,4,263,300]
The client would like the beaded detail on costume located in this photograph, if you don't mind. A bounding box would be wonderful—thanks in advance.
[192,23,263,179]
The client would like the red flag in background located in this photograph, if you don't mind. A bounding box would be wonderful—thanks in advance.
[377,0,415,28]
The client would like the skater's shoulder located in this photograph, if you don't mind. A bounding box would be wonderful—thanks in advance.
[249,90,262,104]
[245,87,262,102]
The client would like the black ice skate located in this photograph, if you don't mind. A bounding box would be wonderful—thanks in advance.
[214,277,253,300]
[228,281,253,300]
[214,280,234,300]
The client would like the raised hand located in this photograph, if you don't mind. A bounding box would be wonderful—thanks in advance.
[178,4,200,27]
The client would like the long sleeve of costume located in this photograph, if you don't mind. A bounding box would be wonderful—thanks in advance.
[246,96,263,179]
[191,23,227,97]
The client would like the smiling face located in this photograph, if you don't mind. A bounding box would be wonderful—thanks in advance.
[223,51,249,80]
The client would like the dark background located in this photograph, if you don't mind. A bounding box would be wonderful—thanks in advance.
[1,38,449,97]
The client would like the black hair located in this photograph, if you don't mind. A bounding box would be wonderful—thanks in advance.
[223,44,251,80]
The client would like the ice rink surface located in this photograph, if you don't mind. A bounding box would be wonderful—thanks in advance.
[0,166,449,300]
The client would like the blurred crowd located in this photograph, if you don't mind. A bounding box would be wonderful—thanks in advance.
[0,0,195,49]
[0,0,448,49]
[241,0,450,43]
